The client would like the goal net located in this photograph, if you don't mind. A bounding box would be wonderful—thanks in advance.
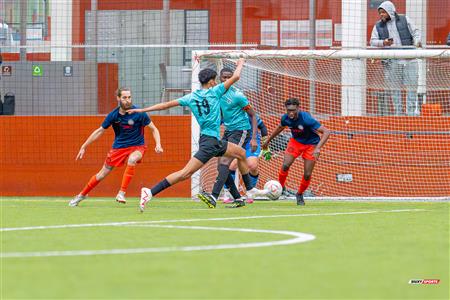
[191,49,450,200]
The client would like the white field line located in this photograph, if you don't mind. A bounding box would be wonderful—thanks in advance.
[0,209,426,258]
[0,209,427,232]
[1,225,315,258]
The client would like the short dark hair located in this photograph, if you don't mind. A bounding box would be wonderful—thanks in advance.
[284,98,300,106]
[220,67,233,76]
[116,87,131,97]
[198,68,217,85]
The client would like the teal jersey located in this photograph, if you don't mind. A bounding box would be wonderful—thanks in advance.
[220,86,251,131]
[178,83,227,139]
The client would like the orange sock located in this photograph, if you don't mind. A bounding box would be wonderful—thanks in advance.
[120,165,136,193]
[80,175,100,196]
[298,176,311,194]
[278,169,289,187]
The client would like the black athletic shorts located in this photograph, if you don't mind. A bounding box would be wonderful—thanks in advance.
[194,135,228,164]
[222,130,250,149]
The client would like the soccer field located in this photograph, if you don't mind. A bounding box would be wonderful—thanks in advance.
[1,198,448,299]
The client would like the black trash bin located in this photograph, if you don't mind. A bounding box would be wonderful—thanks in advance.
[3,92,15,115]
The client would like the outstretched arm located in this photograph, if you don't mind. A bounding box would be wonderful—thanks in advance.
[262,125,285,149]
[128,100,180,114]
[148,121,163,153]
[223,58,246,90]
[76,127,105,160]
[312,126,330,160]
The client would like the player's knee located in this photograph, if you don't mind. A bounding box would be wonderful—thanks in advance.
[127,159,137,166]
[236,149,246,160]
[281,164,290,172]
[96,172,107,180]
[248,161,258,172]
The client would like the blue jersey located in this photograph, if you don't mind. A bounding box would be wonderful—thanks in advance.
[280,111,321,145]
[178,83,227,140]
[220,86,251,131]
[248,115,264,143]
[102,105,151,149]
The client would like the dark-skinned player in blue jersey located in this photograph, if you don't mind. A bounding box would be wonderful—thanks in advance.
[262,98,330,205]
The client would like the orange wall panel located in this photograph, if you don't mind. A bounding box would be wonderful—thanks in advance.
[0,116,192,198]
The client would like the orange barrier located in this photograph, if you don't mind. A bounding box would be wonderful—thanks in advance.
[0,116,191,197]
[1,115,449,198]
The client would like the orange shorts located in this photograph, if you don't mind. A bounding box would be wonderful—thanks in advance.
[285,138,316,161]
[104,145,147,167]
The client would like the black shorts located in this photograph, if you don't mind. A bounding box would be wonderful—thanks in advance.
[194,135,228,164]
[222,130,250,149]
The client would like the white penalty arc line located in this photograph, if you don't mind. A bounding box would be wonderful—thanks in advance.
[0,209,426,258]
[0,209,427,232]
[1,225,315,258]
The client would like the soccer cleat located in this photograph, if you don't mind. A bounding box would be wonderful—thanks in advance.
[246,187,264,199]
[226,199,246,208]
[197,191,217,208]
[280,187,296,199]
[115,191,126,204]
[221,188,234,204]
[222,197,234,204]
[245,198,254,204]
[296,193,305,206]
[69,194,86,207]
[139,188,152,212]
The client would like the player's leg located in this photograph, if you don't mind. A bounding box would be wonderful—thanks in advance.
[140,135,217,212]
[296,145,317,206]
[223,142,263,201]
[211,130,249,201]
[279,139,300,193]
[139,156,205,212]
[69,164,114,206]
[117,149,144,204]
[211,155,235,200]
[222,159,238,203]
[247,156,260,187]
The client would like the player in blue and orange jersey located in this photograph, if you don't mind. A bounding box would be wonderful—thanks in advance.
[262,98,330,205]
[127,58,262,212]
[69,87,163,207]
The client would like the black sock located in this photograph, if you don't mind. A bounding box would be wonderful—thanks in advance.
[212,164,230,199]
[249,173,259,189]
[225,174,241,199]
[242,173,253,191]
[151,178,171,196]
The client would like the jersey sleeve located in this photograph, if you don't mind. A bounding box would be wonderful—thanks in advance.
[101,112,113,129]
[177,93,192,107]
[141,112,151,126]
[303,112,321,130]
[212,83,226,98]
[236,92,249,108]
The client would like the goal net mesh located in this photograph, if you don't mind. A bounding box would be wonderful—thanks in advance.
[193,50,450,199]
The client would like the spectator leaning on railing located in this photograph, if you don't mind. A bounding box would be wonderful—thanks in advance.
[370,1,422,116]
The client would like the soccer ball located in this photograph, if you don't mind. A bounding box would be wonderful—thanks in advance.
[264,180,282,200]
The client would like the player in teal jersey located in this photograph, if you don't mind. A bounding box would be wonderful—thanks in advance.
[209,67,258,208]
[128,59,261,212]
